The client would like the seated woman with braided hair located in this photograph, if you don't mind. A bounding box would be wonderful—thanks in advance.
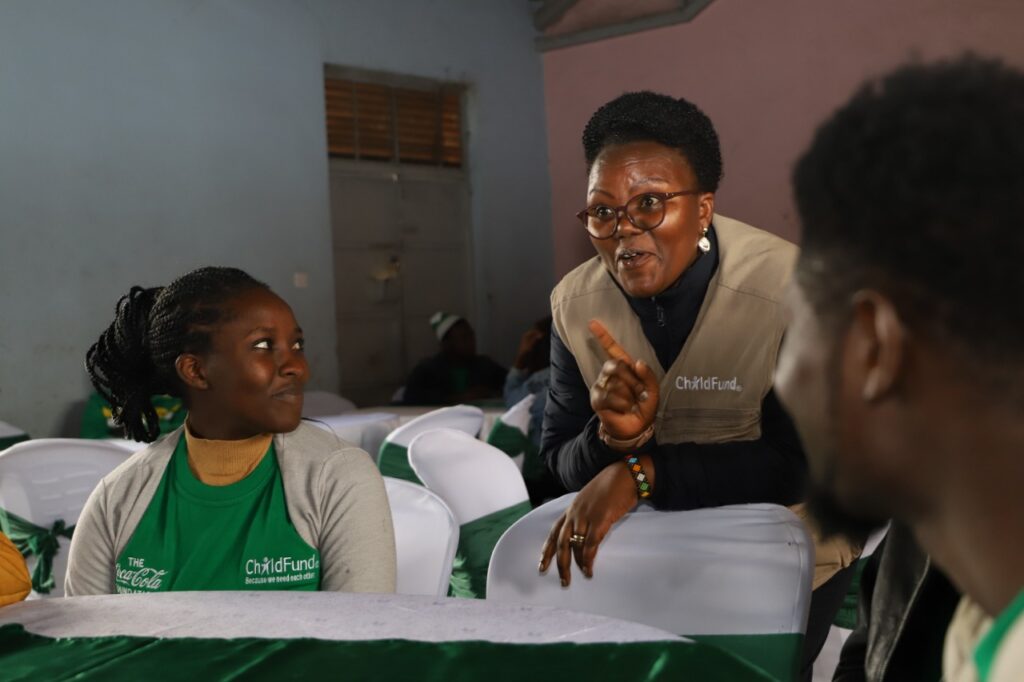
[65,266,396,595]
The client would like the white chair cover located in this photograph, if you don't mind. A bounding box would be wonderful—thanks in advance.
[488,494,814,636]
[307,412,399,460]
[102,438,149,452]
[301,390,357,418]
[485,394,535,471]
[0,439,132,598]
[408,428,528,525]
[385,405,484,449]
[383,477,459,598]
[0,420,27,440]
[378,405,484,483]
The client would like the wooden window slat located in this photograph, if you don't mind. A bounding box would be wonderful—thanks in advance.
[325,74,462,167]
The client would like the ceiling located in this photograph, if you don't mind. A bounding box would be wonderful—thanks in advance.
[531,0,716,51]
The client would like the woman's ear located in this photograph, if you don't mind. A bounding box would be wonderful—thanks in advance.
[175,353,209,391]
[698,192,715,230]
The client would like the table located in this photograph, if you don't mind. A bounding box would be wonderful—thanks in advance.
[0,592,773,681]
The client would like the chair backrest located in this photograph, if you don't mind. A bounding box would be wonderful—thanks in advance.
[378,405,483,484]
[0,439,133,598]
[485,394,535,471]
[301,390,357,418]
[307,412,399,460]
[0,420,29,451]
[487,494,814,681]
[409,428,530,598]
[409,429,528,524]
[383,477,459,598]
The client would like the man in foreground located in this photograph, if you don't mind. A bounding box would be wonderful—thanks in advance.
[775,55,1024,682]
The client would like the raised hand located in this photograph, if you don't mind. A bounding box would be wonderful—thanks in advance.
[588,319,659,444]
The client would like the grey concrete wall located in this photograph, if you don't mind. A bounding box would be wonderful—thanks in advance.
[0,0,552,438]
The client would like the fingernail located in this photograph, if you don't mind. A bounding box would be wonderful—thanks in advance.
[639,391,649,402]
[561,579,568,587]
[537,561,545,573]
[631,405,640,415]
[584,567,593,578]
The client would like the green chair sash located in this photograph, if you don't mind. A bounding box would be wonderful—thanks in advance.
[0,623,776,681]
[377,442,422,484]
[0,507,74,595]
[449,500,532,599]
[0,434,29,452]
[485,420,545,482]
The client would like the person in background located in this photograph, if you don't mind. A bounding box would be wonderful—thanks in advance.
[0,531,31,607]
[66,266,395,595]
[402,311,506,406]
[502,316,565,505]
[504,316,553,447]
[775,56,1024,682]
[537,91,862,681]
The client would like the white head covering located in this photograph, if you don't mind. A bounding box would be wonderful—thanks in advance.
[430,311,463,341]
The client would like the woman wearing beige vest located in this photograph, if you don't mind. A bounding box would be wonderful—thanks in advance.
[535,92,860,680]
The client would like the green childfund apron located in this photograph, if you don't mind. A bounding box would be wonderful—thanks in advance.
[115,437,320,593]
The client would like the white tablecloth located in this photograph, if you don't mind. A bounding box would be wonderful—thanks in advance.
[0,592,680,644]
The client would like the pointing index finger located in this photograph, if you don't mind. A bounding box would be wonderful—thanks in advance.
[588,319,634,364]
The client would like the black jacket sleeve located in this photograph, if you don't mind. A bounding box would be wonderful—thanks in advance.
[541,327,626,490]
[541,327,809,507]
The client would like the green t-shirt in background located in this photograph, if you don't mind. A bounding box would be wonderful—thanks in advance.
[80,393,186,439]
[115,437,320,592]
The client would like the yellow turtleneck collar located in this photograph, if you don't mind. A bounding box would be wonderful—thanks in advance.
[183,420,274,486]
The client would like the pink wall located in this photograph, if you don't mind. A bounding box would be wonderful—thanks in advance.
[544,0,1024,277]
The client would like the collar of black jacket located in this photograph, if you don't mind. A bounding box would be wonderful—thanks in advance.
[617,223,719,322]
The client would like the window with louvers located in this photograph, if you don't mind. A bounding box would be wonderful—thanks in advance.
[325,75,463,167]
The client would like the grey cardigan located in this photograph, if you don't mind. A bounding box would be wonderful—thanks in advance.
[65,422,396,595]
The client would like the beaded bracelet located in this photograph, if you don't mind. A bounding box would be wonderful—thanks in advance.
[623,454,652,499]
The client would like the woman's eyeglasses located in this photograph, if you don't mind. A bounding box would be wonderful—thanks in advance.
[576,190,699,240]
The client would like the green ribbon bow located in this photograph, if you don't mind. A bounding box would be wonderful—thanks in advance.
[0,507,74,594]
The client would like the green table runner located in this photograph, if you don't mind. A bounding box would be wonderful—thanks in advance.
[0,624,776,681]
[689,633,803,682]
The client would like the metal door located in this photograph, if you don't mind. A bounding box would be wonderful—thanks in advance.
[329,159,474,406]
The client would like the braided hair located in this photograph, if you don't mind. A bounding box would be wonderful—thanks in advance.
[86,266,268,442]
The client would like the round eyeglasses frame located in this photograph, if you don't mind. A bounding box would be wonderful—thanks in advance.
[576,190,700,240]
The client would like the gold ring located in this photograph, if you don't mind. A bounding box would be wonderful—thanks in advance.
[569,533,586,545]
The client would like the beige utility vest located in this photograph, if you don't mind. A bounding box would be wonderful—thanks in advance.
[551,214,858,587]
[552,214,794,444]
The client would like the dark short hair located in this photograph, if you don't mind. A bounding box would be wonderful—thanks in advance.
[793,55,1024,384]
[582,91,723,192]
